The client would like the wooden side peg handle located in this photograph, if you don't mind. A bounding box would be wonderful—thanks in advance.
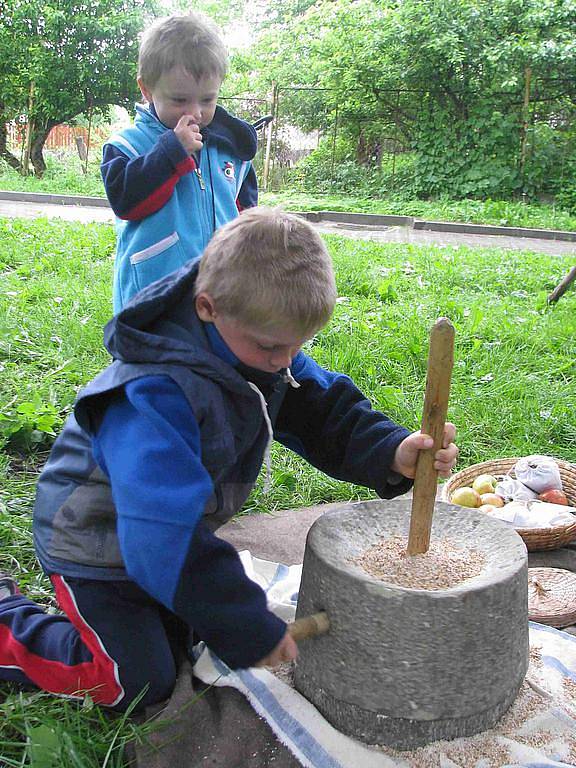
[407,317,455,555]
[288,611,330,642]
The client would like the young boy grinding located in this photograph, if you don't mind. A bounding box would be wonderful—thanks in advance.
[0,209,458,712]
[102,13,258,312]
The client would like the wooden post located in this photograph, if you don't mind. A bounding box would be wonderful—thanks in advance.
[548,266,576,304]
[391,89,401,190]
[407,318,455,555]
[84,98,93,176]
[22,81,35,176]
[262,84,278,192]
[75,136,88,165]
[519,66,532,180]
[330,102,339,187]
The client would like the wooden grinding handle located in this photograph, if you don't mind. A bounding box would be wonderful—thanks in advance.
[288,611,330,641]
[406,317,455,555]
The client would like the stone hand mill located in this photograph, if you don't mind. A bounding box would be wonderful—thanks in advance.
[288,318,529,749]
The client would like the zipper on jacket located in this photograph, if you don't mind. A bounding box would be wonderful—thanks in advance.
[194,167,206,191]
[198,144,216,239]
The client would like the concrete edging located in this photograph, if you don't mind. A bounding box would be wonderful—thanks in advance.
[413,218,576,243]
[297,210,414,227]
[0,189,110,209]
[1,190,574,242]
[296,209,575,242]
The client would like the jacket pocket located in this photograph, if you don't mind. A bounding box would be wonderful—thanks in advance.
[130,232,188,290]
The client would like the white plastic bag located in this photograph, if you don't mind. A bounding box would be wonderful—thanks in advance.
[514,455,562,494]
[486,500,575,529]
[494,476,538,503]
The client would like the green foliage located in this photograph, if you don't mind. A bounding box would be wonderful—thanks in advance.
[1,0,157,118]
[411,102,576,199]
[557,185,576,214]
[264,189,575,230]
[0,685,162,767]
[1,146,574,230]
[0,217,113,459]
[553,125,576,213]
[0,151,107,197]
[413,105,522,197]
[287,136,420,196]
[0,395,61,452]
[0,216,574,473]
[246,237,576,513]
[250,0,576,200]
[0,0,159,172]
[27,723,61,767]
[289,136,360,191]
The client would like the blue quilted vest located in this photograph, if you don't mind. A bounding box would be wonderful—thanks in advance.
[106,104,256,311]
[33,262,287,581]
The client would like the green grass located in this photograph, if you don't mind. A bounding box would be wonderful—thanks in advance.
[261,191,576,232]
[0,216,575,763]
[2,151,575,230]
[0,151,107,199]
[0,687,163,768]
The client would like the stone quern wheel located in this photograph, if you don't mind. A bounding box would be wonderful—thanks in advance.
[293,498,528,750]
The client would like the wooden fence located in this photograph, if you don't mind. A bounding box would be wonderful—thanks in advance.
[6,121,107,152]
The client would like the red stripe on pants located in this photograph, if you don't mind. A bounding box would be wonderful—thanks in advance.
[0,576,124,705]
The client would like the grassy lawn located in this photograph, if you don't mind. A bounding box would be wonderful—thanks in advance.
[0,215,575,763]
[1,154,575,232]
[261,191,576,232]
[0,154,107,199]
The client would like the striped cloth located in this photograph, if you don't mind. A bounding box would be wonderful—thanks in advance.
[193,552,576,768]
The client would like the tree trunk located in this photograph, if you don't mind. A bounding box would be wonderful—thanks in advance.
[356,127,382,166]
[30,122,57,177]
[0,107,22,171]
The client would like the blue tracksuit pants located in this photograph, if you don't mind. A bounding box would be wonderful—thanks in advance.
[0,576,186,711]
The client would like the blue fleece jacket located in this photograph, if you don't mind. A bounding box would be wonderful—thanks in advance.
[33,262,413,668]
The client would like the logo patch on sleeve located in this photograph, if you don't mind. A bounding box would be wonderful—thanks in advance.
[222,162,236,182]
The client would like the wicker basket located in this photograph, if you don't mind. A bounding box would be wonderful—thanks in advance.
[442,457,576,551]
[528,567,576,627]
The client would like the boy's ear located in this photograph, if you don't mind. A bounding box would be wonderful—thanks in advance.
[195,292,217,322]
[137,77,153,104]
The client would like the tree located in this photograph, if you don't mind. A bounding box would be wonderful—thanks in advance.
[0,0,158,176]
[249,0,576,197]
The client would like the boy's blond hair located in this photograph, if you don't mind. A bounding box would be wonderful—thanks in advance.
[138,13,228,88]
[196,208,337,335]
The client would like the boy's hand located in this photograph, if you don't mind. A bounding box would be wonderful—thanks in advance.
[174,115,204,155]
[254,630,298,668]
[391,423,458,480]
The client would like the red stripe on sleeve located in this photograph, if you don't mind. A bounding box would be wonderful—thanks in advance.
[122,156,196,221]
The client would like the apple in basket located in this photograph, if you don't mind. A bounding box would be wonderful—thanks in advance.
[472,473,498,495]
[538,488,569,506]
[480,492,505,508]
[450,486,481,508]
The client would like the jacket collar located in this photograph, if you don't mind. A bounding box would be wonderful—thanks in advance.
[134,102,257,160]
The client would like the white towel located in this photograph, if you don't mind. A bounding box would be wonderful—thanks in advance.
[193,551,576,768]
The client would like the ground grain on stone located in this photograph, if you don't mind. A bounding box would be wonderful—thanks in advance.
[355,535,485,590]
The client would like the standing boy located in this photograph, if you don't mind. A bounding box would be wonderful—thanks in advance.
[102,13,258,311]
[0,209,458,712]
